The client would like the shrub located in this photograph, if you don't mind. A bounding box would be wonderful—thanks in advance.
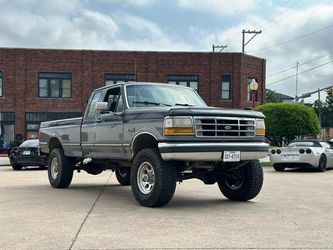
[255,103,320,146]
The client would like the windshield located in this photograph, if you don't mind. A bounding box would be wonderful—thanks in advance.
[19,139,39,148]
[288,141,320,147]
[125,84,207,108]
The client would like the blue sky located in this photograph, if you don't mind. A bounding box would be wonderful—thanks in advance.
[0,0,332,102]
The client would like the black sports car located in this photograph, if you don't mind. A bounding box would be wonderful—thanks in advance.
[9,139,48,170]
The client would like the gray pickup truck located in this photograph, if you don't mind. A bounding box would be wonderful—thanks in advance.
[40,82,268,207]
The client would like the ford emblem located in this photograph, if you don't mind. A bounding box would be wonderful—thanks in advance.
[224,125,232,130]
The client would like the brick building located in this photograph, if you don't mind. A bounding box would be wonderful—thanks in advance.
[0,48,265,150]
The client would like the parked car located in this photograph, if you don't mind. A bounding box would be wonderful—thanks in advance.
[40,82,269,207]
[270,140,333,172]
[9,139,48,170]
[329,139,333,147]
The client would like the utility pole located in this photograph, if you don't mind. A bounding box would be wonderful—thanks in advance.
[318,88,322,133]
[242,29,262,53]
[295,61,299,99]
[212,45,227,52]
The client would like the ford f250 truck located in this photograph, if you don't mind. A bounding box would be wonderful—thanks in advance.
[40,82,268,207]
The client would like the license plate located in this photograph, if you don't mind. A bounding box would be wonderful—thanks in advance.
[22,150,31,155]
[283,155,299,161]
[223,151,240,162]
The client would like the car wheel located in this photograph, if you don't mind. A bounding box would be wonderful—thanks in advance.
[318,155,327,172]
[131,148,176,207]
[273,164,285,172]
[11,163,22,171]
[48,148,75,188]
[115,167,131,185]
[218,160,263,201]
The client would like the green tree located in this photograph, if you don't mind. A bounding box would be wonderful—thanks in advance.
[312,93,333,127]
[255,103,320,146]
[265,89,282,103]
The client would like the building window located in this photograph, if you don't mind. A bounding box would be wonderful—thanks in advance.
[247,77,258,101]
[38,72,72,98]
[0,71,3,97]
[0,112,15,151]
[221,75,231,100]
[105,74,136,86]
[168,75,199,91]
[25,112,82,139]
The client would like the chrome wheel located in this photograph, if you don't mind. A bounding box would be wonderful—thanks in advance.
[137,161,155,194]
[50,157,59,180]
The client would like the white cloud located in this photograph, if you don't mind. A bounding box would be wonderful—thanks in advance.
[177,0,258,15]
[97,0,158,7]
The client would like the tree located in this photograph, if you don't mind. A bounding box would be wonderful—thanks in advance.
[265,89,282,103]
[255,103,320,146]
[312,93,333,127]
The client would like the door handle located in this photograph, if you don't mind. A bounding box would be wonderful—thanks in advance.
[95,118,103,123]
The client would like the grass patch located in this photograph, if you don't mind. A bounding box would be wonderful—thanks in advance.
[261,162,272,167]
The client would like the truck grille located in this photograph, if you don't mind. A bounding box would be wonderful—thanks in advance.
[194,117,255,138]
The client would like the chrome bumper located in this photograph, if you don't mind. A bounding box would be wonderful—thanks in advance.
[158,142,269,161]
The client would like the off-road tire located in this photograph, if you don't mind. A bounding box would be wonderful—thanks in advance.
[318,155,327,172]
[115,167,131,185]
[48,148,75,188]
[131,148,176,207]
[218,160,263,201]
[273,164,285,172]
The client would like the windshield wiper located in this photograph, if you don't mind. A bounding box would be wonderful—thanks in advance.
[174,103,194,106]
[133,101,171,107]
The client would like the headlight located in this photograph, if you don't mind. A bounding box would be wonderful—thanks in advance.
[163,116,194,135]
[256,119,265,136]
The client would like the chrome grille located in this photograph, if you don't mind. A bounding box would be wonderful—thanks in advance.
[194,117,255,138]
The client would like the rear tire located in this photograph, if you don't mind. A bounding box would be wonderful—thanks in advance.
[11,163,22,171]
[131,148,176,207]
[218,160,263,201]
[273,164,285,172]
[115,167,131,185]
[48,148,75,188]
[318,155,327,172]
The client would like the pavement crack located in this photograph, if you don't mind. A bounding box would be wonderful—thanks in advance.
[68,172,113,250]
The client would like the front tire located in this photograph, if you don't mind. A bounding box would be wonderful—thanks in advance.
[130,148,176,207]
[48,148,75,188]
[218,160,263,201]
[318,155,327,172]
[115,167,131,185]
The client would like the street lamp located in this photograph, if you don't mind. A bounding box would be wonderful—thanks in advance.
[249,79,258,109]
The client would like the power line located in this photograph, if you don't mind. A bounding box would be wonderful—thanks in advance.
[267,53,331,77]
[249,23,333,53]
[267,60,333,86]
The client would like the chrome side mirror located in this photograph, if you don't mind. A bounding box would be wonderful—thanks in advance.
[96,102,108,111]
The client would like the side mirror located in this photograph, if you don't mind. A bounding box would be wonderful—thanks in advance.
[96,102,108,112]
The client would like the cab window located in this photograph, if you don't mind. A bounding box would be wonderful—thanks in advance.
[86,91,103,120]
[104,87,123,113]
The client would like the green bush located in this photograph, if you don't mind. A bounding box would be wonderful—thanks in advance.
[255,103,320,146]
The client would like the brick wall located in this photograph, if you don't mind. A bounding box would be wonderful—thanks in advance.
[0,48,266,136]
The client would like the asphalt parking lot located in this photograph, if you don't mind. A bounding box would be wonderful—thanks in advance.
[0,165,333,249]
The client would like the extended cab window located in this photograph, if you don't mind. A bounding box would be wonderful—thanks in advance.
[86,91,103,120]
[104,87,123,112]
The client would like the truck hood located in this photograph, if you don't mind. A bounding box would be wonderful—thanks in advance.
[168,106,265,119]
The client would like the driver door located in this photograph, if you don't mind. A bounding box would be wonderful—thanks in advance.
[94,86,124,159]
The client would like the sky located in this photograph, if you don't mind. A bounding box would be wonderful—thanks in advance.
[0,0,332,103]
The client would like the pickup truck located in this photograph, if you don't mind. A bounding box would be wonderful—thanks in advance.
[40,82,269,207]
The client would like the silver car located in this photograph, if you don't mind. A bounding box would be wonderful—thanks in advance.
[270,141,333,172]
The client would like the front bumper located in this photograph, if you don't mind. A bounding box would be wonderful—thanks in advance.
[158,142,269,161]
